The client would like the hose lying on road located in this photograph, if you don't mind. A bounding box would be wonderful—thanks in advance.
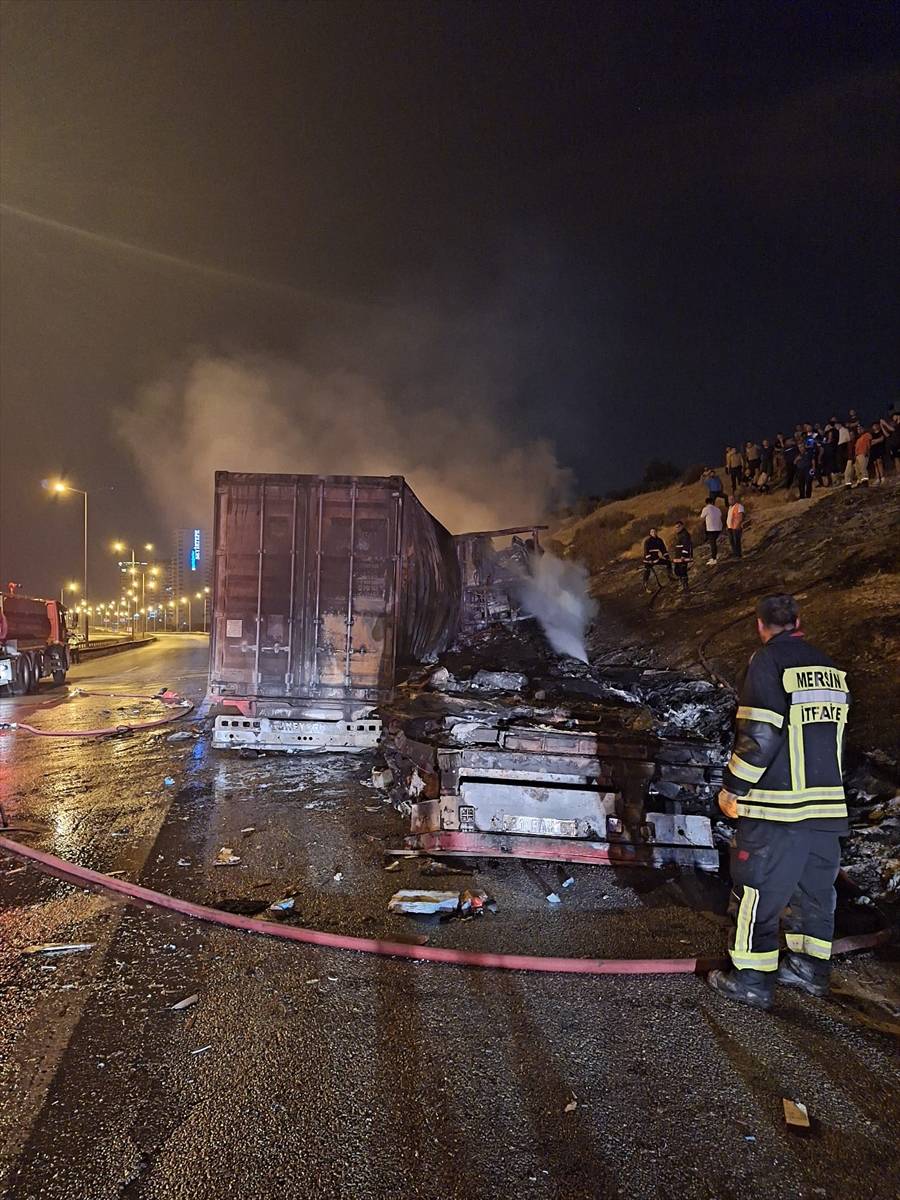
[0,835,887,975]
[0,690,194,740]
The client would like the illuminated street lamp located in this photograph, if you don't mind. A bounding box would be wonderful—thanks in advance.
[181,595,192,632]
[112,542,159,638]
[60,580,80,606]
[45,479,89,642]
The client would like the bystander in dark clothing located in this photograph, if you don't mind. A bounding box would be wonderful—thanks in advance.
[760,439,774,476]
[672,522,693,593]
[782,439,799,491]
[795,446,813,499]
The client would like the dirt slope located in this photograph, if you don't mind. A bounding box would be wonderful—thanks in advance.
[555,477,900,763]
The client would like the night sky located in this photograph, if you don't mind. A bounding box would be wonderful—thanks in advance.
[1,0,897,601]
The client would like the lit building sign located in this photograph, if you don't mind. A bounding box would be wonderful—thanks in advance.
[189,528,201,572]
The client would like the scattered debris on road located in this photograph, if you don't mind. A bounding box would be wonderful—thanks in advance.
[169,994,200,1011]
[22,943,95,956]
[214,846,241,866]
[389,890,464,915]
[268,896,295,912]
[783,1098,811,1132]
[388,888,494,917]
[564,1096,578,1113]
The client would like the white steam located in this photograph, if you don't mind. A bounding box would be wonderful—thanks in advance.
[514,553,597,662]
[117,354,570,535]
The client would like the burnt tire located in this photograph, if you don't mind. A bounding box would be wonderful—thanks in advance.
[52,669,67,686]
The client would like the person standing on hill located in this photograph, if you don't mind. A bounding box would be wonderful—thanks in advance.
[760,439,774,477]
[745,441,760,480]
[868,422,886,484]
[704,468,724,508]
[782,438,799,491]
[851,425,872,487]
[795,439,815,499]
[672,520,693,592]
[642,527,673,583]
[726,447,743,492]
[700,498,724,564]
[726,495,745,557]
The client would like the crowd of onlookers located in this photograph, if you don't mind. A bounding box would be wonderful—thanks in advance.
[641,406,899,588]
[715,408,900,498]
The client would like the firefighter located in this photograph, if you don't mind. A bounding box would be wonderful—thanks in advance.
[707,593,849,1010]
[672,520,693,592]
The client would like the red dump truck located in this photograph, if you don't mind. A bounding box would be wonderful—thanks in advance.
[0,593,71,695]
[206,473,462,751]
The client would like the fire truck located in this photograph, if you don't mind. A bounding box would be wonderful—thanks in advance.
[0,589,72,695]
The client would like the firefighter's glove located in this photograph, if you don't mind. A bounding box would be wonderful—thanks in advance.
[718,789,740,820]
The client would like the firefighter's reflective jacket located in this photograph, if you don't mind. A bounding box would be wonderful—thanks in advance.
[722,630,849,829]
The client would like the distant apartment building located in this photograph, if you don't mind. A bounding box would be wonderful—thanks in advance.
[169,526,212,602]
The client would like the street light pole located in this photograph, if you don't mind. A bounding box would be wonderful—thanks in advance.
[47,481,89,642]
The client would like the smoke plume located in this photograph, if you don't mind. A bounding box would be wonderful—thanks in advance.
[117,353,570,535]
[514,553,597,662]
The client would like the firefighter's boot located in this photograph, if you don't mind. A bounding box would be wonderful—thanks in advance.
[776,952,830,998]
[707,968,774,1011]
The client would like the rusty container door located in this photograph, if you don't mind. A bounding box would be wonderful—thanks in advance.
[210,473,402,704]
[310,478,401,700]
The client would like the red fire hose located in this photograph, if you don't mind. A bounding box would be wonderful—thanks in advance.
[0,689,194,739]
[0,835,887,975]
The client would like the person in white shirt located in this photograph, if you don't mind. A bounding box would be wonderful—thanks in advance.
[726,495,745,558]
[835,421,851,474]
[700,500,724,564]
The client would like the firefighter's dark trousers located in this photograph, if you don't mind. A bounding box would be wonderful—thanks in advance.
[728,819,841,972]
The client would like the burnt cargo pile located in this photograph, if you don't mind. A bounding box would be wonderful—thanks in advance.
[378,623,733,871]
[207,473,461,751]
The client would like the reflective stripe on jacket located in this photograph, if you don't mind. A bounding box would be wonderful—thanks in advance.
[723,631,849,828]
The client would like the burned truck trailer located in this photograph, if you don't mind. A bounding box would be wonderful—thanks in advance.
[207,473,461,751]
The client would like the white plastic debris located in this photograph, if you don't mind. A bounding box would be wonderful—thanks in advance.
[22,943,94,956]
[564,1097,578,1113]
[546,892,562,905]
[388,890,460,915]
[372,767,394,791]
[269,897,295,912]
[408,768,426,798]
[427,666,454,691]
[169,994,199,1011]
[333,872,343,882]
[472,670,528,692]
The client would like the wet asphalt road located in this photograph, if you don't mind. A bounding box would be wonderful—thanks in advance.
[1,636,898,1200]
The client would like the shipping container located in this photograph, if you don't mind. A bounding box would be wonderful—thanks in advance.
[206,473,461,750]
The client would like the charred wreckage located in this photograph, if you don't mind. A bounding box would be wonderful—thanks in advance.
[203,472,730,870]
